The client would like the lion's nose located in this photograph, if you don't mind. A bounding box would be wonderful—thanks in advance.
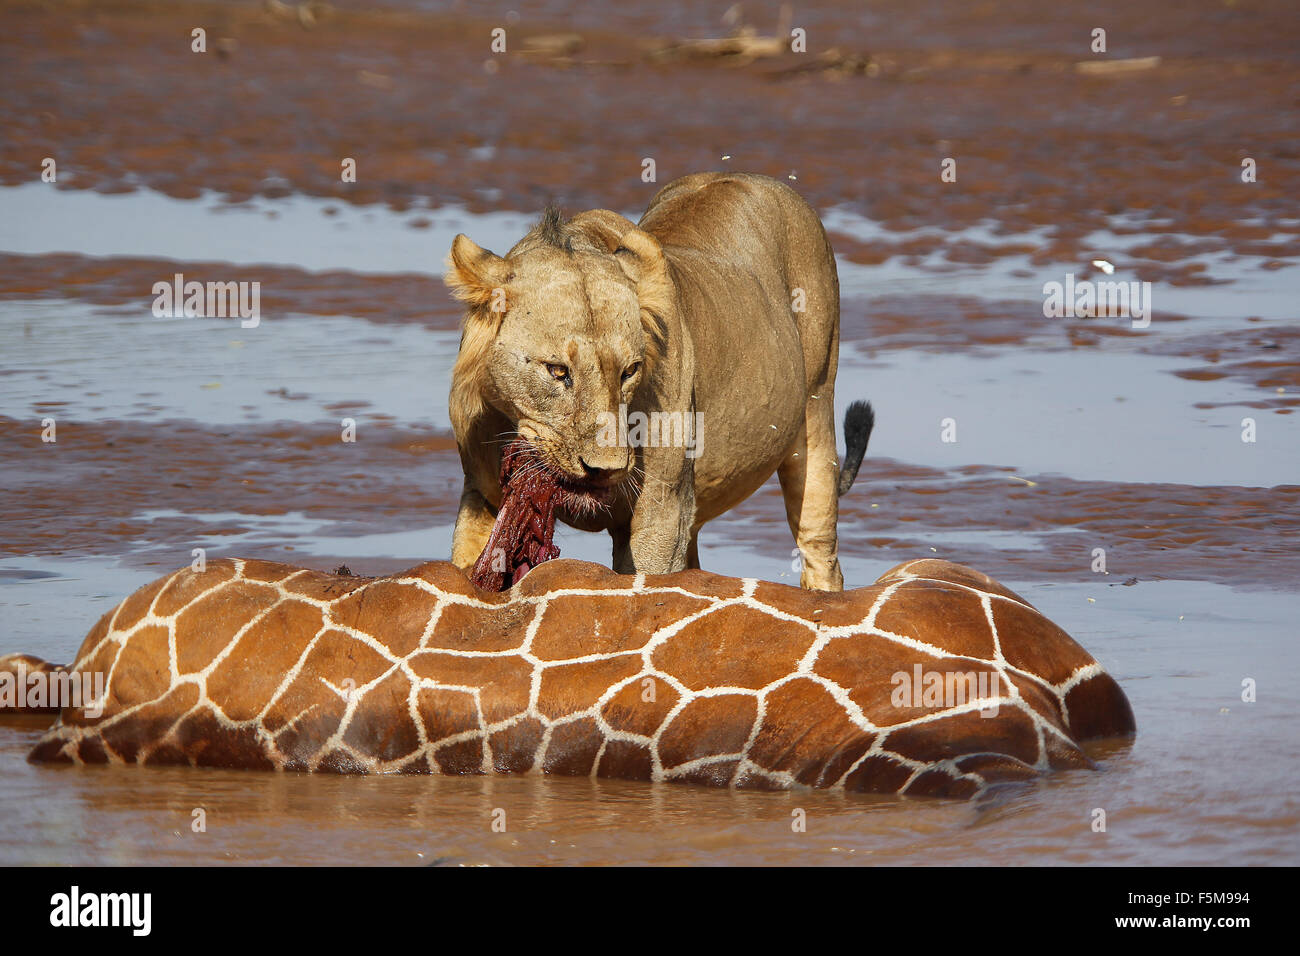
[580,457,625,484]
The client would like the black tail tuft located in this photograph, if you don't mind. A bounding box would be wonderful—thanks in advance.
[837,400,874,497]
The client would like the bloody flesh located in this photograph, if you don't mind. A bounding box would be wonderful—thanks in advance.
[470,441,565,591]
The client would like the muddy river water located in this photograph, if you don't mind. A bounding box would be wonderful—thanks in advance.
[1,0,1297,865]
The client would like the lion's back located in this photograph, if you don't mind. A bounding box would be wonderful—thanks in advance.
[639,172,829,270]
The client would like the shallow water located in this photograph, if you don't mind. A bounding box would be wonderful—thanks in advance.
[2,563,1296,866]
[826,207,1300,324]
[0,298,460,427]
[7,183,1296,324]
[0,182,534,276]
[4,297,1293,485]
[2,0,1298,867]
[4,265,1297,867]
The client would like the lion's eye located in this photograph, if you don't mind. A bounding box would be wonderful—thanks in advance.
[545,363,570,382]
[621,362,641,382]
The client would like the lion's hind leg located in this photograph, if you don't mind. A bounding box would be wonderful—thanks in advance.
[777,402,844,591]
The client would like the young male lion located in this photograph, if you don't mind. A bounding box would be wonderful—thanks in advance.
[444,171,872,590]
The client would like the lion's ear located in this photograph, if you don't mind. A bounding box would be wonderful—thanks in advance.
[614,229,673,364]
[445,234,511,311]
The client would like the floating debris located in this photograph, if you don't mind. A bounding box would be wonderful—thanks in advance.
[1075,56,1162,76]
[521,34,585,58]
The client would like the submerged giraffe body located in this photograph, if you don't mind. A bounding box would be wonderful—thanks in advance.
[6,558,1134,798]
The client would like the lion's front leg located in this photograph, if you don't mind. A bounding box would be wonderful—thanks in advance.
[617,457,696,575]
[451,484,497,570]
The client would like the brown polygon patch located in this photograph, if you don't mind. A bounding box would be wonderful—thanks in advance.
[751,579,874,629]
[207,600,323,719]
[541,716,606,776]
[843,753,915,793]
[106,624,172,711]
[416,686,481,742]
[239,559,298,584]
[1043,732,1094,770]
[1063,672,1137,740]
[154,562,237,617]
[399,754,432,774]
[669,758,740,787]
[638,568,748,600]
[536,654,642,720]
[657,693,757,768]
[435,736,486,774]
[401,561,486,600]
[600,674,679,737]
[294,628,397,697]
[426,600,532,653]
[905,768,979,799]
[283,568,370,601]
[342,669,421,762]
[993,598,1095,685]
[76,736,107,764]
[596,739,654,780]
[885,704,1042,766]
[652,604,816,691]
[99,682,199,764]
[1007,671,1067,728]
[954,752,1040,784]
[749,678,874,786]
[531,591,711,659]
[873,582,998,659]
[513,558,627,595]
[174,581,281,674]
[317,748,370,773]
[170,705,276,770]
[406,652,532,723]
[490,715,544,773]
[733,767,791,790]
[877,560,1034,606]
[329,581,440,658]
[110,570,180,632]
[813,634,943,726]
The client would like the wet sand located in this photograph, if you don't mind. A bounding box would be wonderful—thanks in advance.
[1,0,1298,865]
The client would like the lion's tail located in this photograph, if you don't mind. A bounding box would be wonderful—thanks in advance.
[837,400,875,497]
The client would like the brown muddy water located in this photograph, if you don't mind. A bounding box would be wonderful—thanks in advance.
[1,0,1298,865]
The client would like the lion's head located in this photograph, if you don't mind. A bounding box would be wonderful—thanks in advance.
[445,206,674,501]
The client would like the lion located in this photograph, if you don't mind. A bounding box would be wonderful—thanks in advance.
[444,171,873,590]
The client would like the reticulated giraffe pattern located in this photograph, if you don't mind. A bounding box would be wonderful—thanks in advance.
[8,557,1134,799]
